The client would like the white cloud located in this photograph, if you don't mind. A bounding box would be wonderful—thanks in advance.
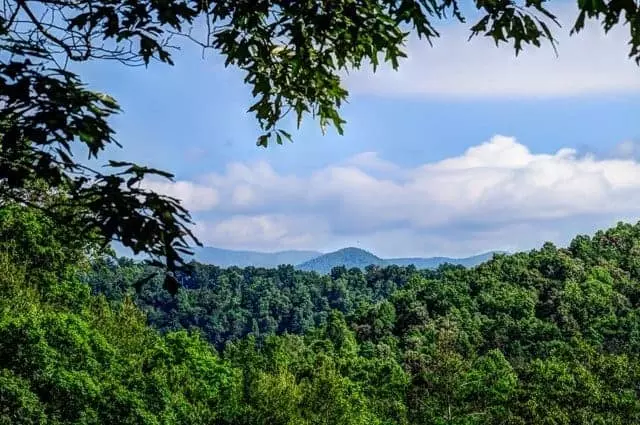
[342,151,401,175]
[141,179,219,211]
[343,3,640,98]
[195,215,330,252]
[161,135,640,257]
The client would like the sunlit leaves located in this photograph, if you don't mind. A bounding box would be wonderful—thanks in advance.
[9,203,640,424]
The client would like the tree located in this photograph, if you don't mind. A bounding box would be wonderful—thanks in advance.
[2,0,640,281]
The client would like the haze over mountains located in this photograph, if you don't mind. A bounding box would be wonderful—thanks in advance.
[192,246,322,268]
[192,246,499,273]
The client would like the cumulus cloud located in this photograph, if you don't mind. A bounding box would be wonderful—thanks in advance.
[194,215,331,252]
[163,135,640,257]
[141,179,219,211]
[342,151,401,175]
[343,3,640,98]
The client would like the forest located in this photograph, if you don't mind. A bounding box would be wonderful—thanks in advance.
[3,0,640,423]
[3,201,640,424]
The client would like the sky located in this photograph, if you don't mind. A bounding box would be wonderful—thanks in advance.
[76,1,640,258]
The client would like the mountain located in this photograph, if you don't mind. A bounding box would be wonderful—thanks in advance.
[192,246,322,268]
[388,252,500,269]
[297,247,385,274]
[297,248,501,274]
[113,242,501,272]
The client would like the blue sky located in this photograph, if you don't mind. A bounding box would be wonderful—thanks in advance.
[77,3,640,258]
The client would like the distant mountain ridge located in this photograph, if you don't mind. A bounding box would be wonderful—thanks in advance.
[192,246,322,268]
[297,247,384,274]
[385,252,499,270]
[296,247,498,274]
[188,246,501,273]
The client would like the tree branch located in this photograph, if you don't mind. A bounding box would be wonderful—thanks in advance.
[16,0,89,61]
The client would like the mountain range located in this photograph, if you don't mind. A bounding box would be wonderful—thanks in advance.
[192,246,322,268]
[191,246,500,273]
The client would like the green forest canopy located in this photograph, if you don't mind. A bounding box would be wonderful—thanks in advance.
[3,202,640,423]
[4,1,640,423]
[2,0,640,275]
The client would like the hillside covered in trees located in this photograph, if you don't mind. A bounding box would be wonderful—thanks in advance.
[4,0,640,423]
[4,201,640,424]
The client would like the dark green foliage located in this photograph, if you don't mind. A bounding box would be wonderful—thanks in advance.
[84,261,417,349]
[0,207,240,424]
[0,59,201,273]
[0,204,392,424]
[5,1,640,422]
[7,192,640,423]
[87,221,640,424]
